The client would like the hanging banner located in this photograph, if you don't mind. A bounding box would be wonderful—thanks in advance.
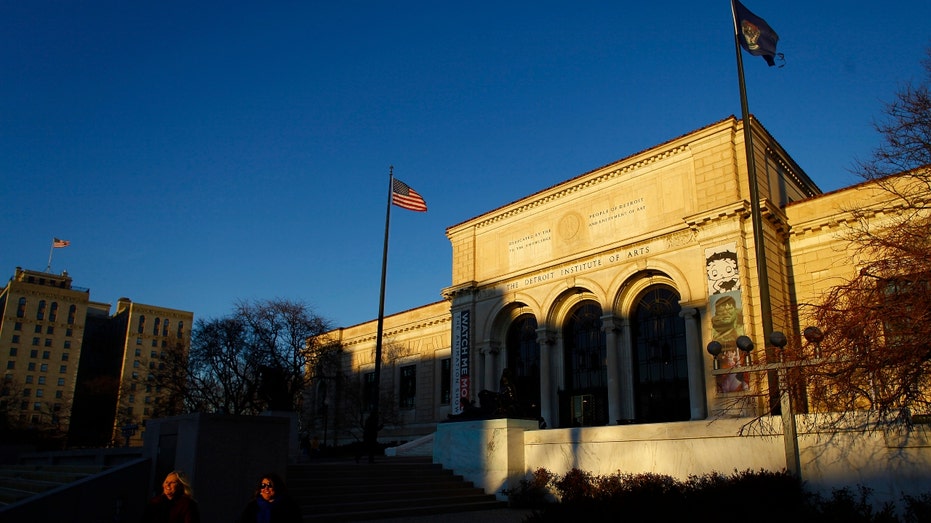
[452,309,471,414]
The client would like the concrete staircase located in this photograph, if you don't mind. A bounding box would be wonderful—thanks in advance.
[289,456,507,521]
[0,463,106,506]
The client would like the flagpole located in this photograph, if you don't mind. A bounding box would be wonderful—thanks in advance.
[46,239,55,272]
[731,0,772,340]
[367,165,394,462]
[731,0,798,477]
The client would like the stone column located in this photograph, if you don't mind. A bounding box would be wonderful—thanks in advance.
[536,329,556,428]
[680,307,707,420]
[481,341,500,394]
[617,318,636,422]
[601,315,622,425]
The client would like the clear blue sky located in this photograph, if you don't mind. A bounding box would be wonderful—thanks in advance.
[3,1,929,328]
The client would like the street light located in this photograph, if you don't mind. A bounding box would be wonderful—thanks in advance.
[706,330,805,478]
[769,330,800,478]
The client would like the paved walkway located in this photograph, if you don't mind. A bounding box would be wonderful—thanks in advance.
[359,508,536,522]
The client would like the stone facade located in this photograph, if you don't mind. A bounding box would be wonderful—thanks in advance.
[0,267,193,447]
[311,116,903,446]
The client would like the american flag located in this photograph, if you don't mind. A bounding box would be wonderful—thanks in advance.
[53,238,71,248]
[392,178,428,212]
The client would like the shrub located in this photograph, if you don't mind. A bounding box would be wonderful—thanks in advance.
[518,467,928,523]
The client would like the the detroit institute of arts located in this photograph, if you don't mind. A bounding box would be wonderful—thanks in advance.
[309,116,931,498]
[316,114,889,433]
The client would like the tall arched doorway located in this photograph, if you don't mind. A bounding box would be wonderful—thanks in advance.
[559,301,608,427]
[631,285,690,422]
[505,314,541,419]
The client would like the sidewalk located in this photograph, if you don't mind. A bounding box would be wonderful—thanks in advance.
[359,507,536,522]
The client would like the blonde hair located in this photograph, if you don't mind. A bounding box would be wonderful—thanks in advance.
[165,470,194,498]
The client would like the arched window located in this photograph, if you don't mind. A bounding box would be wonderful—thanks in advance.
[17,298,27,318]
[153,318,161,336]
[162,319,169,336]
[137,315,146,334]
[177,321,184,338]
[37,300,46,321]
[560,301,607,427]
[631,286,690,423]
[505,314,541,419]
[49,302,58,322]
[68,305,76,324]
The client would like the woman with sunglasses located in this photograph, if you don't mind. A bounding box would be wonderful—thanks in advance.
[237,472,302,523]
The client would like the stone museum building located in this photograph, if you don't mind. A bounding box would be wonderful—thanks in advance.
[313,115,907,446]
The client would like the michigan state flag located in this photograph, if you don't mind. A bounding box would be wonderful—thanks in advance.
[733,0,779,66]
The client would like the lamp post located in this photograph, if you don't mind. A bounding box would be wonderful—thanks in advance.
[767,331,800,478]
[706,328,822,479]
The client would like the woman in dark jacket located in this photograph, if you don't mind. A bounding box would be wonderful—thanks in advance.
[238,472,302,523]
[142,470,200,523]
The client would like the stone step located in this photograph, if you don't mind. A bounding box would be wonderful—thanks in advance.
[289,457,506,521]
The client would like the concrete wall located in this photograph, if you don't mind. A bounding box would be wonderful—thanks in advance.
[143,412,292,523]
[437,415,931,509]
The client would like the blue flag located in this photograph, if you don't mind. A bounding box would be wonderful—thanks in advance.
[733,0,779,66]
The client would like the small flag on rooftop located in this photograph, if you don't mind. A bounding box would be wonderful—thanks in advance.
[53,238,70,248]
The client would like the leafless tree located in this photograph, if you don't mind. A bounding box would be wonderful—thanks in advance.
[181,298,335,417]
[798,49,931,430]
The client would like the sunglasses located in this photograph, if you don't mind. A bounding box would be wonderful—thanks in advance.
[260,483,275,489]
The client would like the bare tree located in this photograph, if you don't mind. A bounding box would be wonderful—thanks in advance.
[798,49,931,430]
[181,298,335,417]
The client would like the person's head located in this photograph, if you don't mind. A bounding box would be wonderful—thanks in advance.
[255,472,288,503]
[162,470,192,500]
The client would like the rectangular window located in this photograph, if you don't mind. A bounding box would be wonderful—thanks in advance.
[38,376,45,385]
[40,364,48,372]
[32,338,39,346]
[8,347,17,357]
[5,362,12,370]
[63,341,71,349]
[14,322,22,331]
[59,365,66,373]
[363,372,376,412]
[25,375,33,384]
[11,335,19,344]
[399,364,417,409]
[46,326,54,335]
[34,325,41,334]
[57,378,65,386]
[55,390,62,399]
[30,350,38,358]
[440,358,451,405]
[27,362,35,371]
[42,351,50,359]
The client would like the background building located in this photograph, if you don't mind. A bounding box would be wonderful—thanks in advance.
[0,267,192,448]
